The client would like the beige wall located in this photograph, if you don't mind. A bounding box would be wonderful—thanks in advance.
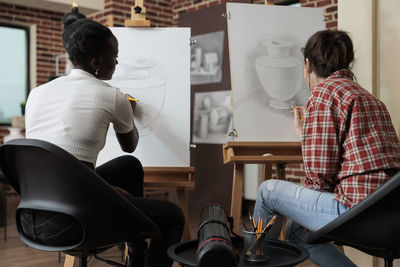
[338,0,400,135]
[377,0,400,135]
[338,0,375,93]
[339,0,400,265]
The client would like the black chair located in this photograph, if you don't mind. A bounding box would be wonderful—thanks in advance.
[308,170,400,267]
[0,138,161,267]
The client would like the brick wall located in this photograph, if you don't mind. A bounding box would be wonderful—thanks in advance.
[88,0,174,27]
[300,0,338,29]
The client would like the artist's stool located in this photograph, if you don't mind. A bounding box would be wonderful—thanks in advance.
[168,239,308,267]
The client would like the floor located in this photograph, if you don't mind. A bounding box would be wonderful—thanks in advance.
[0,193,315,267]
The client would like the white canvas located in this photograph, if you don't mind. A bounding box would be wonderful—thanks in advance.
[227,3,325,141]
[97,27,191,167]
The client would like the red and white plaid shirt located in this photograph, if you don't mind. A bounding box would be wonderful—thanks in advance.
[302,69,400,208]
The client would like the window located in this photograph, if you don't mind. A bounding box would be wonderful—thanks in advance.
[0,23,29,125]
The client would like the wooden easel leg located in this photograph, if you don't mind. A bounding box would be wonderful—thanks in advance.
[64,254,75,267]
[230,163,244,233]
[276,163,286,180]
[276,163,288,240]
[177,189,191,241]
[279,216,288,241]
[262,163,272,181]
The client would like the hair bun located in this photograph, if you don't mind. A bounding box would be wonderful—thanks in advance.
[62,7,86,28]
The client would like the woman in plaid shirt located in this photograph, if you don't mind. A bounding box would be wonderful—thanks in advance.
[253,30,400,266]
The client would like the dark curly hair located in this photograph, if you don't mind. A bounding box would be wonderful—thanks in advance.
[302,30,355,78]
[62,17,113,69]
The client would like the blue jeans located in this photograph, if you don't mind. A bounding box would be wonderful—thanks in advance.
[253,179,356,267]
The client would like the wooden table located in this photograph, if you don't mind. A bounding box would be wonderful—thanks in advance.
[143,167,195,241]
[222,142,303,232]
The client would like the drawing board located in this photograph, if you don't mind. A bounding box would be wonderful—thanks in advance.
[226,3,325,141]
[192,90,233,144]
[191,31,224,85]
[97,27,191,167]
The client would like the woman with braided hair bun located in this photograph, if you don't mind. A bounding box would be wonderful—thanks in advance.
[253,30,400,266]
[23,15,184,267]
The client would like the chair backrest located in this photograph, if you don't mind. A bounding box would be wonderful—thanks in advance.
[308,170,400,253]
[0,138,161,252]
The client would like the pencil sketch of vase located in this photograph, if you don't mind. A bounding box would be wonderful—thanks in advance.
[110,57,166,135]
[255,39,303,109]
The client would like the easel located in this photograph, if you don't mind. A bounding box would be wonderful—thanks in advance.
[222,0,303,233]
[143,167,195,241]
[124,0,151,27]
[107,0,194,242]
[222,141,303,233]
[64,3,194,266]
[122,0,194,240]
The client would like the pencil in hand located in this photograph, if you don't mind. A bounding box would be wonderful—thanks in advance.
[290,105,304,121]
[127,97,139,102]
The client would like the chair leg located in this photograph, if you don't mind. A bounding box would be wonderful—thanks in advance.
[124,242,129,263]
[79,256,87,267]
[64,254,75,267]
[384,257,393,267]
[1,181,6,242]
[3,183,6,242]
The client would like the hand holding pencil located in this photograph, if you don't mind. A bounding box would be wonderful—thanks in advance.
[127,97,139,102]
[125,94,138,112]
[291,105,306,137]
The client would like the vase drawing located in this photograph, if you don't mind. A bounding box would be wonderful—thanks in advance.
[255,39,303,109]
[110,57,166,135]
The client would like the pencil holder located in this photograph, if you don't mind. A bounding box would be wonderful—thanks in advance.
[243,229,268,263]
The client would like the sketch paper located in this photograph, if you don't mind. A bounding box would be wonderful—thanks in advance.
[192,90,233,144]
[191,31,224,85]
[97,27,191,167]
[227,3,324,141]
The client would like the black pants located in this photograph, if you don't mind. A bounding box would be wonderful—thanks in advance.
[21,155,185,267]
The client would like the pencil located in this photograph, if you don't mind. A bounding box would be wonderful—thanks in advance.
[127,97,139,102]
[262,215,277,232]
[290,105,304,121]
[249,212,255,231]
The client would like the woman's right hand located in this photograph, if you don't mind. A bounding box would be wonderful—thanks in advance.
[125,94,137,113]
[293,106,306,137]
